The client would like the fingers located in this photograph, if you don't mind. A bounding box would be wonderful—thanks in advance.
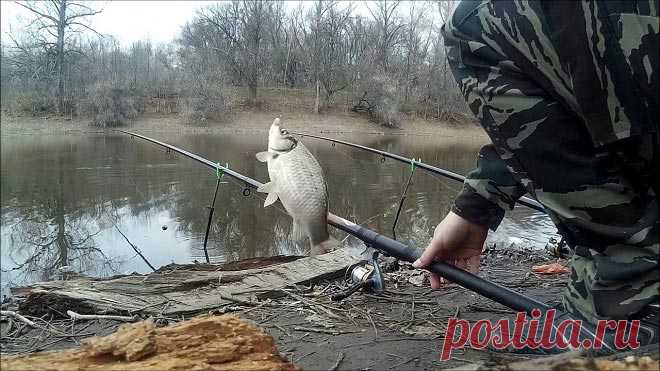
[430,273,442,289]
[427,257,480,289]
[412,239,441,269]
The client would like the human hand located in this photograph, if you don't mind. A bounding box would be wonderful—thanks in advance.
[412,211,488,288]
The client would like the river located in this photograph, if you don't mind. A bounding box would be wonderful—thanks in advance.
[0,131,557,296]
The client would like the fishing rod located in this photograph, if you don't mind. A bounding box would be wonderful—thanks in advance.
[118,130,547,312]
[291,132,546,214]
[118,130,613,350]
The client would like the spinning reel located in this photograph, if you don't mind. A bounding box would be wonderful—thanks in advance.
[331,251,385,301]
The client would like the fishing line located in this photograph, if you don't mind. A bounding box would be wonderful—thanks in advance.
[391,158,420,239]
[204,167,302,249]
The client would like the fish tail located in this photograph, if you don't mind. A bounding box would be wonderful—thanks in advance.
[310,237,340,256]
[291,219,307,242]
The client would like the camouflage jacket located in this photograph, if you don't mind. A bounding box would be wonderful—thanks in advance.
[443,0,659,230]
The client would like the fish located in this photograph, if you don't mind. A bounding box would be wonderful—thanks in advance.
[256,118,336,255]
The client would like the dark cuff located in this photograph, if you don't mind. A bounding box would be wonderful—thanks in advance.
[451,184,505,231]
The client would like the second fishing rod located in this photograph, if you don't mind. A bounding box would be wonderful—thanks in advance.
[291,132,546,214]
[120,130,550,314]
[121,130,616,351]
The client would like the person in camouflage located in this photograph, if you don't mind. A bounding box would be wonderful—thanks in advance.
[414,0,658,346]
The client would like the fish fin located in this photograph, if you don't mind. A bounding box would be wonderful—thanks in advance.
[256,151,277,162]
[257,181,275,193]
[310,237,340,256]
[291,220,307,242]
[263,192,279,207]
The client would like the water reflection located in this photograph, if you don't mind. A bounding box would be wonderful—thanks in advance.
[0,132,557,295]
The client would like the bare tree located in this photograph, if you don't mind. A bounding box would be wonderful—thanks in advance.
[195,1,274,104]
[365,0,403,72]
[299,1,353,112]
[1,0,471,125]
[401,2,431,105]
[317,2,352,108]
[15,0,102,114]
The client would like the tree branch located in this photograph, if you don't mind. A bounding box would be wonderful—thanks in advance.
[67,21,105,38]
[15,2,59,24]
[65,10,103,23]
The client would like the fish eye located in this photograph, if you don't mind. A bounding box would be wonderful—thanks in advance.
[280,129,288,135]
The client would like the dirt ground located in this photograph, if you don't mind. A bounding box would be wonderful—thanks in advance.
[0,110,488,141]
[1,244,573,370]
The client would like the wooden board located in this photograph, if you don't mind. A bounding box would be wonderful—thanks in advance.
[12,249,361,317]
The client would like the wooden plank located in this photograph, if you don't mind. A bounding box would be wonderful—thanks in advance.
[12,249,361,317]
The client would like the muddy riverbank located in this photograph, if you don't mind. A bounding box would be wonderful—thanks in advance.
[1,243,573,370]
[0,111,488,140]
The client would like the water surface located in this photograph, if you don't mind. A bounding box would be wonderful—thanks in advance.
[0,132,557,295]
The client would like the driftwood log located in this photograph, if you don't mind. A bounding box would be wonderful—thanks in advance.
[11,249,361,317]
[1,315,298,370]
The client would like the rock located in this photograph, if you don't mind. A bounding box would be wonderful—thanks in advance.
[1,315,298,370]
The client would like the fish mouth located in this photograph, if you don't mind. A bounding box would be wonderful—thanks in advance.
[269,118,281,131]
[269,137,298,153]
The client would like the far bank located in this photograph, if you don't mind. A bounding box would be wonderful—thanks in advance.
[1,110,489,143]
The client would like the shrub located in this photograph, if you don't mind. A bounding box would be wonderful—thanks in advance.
[352,73,401,128]
[80,82,144,127]
[13,91,56,116]
[177,82,229,125]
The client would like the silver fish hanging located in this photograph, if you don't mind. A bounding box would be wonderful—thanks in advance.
[256,118,336,255]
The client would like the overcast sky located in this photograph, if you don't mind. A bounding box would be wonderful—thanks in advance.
[0,1,392,46]
[1,1,217,44]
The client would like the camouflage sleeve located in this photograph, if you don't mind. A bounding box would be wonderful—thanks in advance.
[442,1,659,322]
[452,144,526,230]
[442,0,658,231]
[443,0,550,230]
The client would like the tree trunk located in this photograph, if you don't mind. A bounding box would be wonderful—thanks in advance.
[314,79,320,114]
[57,0,66,115]
[248,80,257,104]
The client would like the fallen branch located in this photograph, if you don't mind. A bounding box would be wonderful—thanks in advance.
[278,290,345,320]
[328,352,345,371]
[0,310,39,329]
[389,355,417,369]
[295,350,315,363]
[67,310,135,322]
[274,324,291,337]
[292,326,355,336]
[1,310,67,336]
[219,294,258,307]
[293,326,340,335]
[363,294,436,305]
